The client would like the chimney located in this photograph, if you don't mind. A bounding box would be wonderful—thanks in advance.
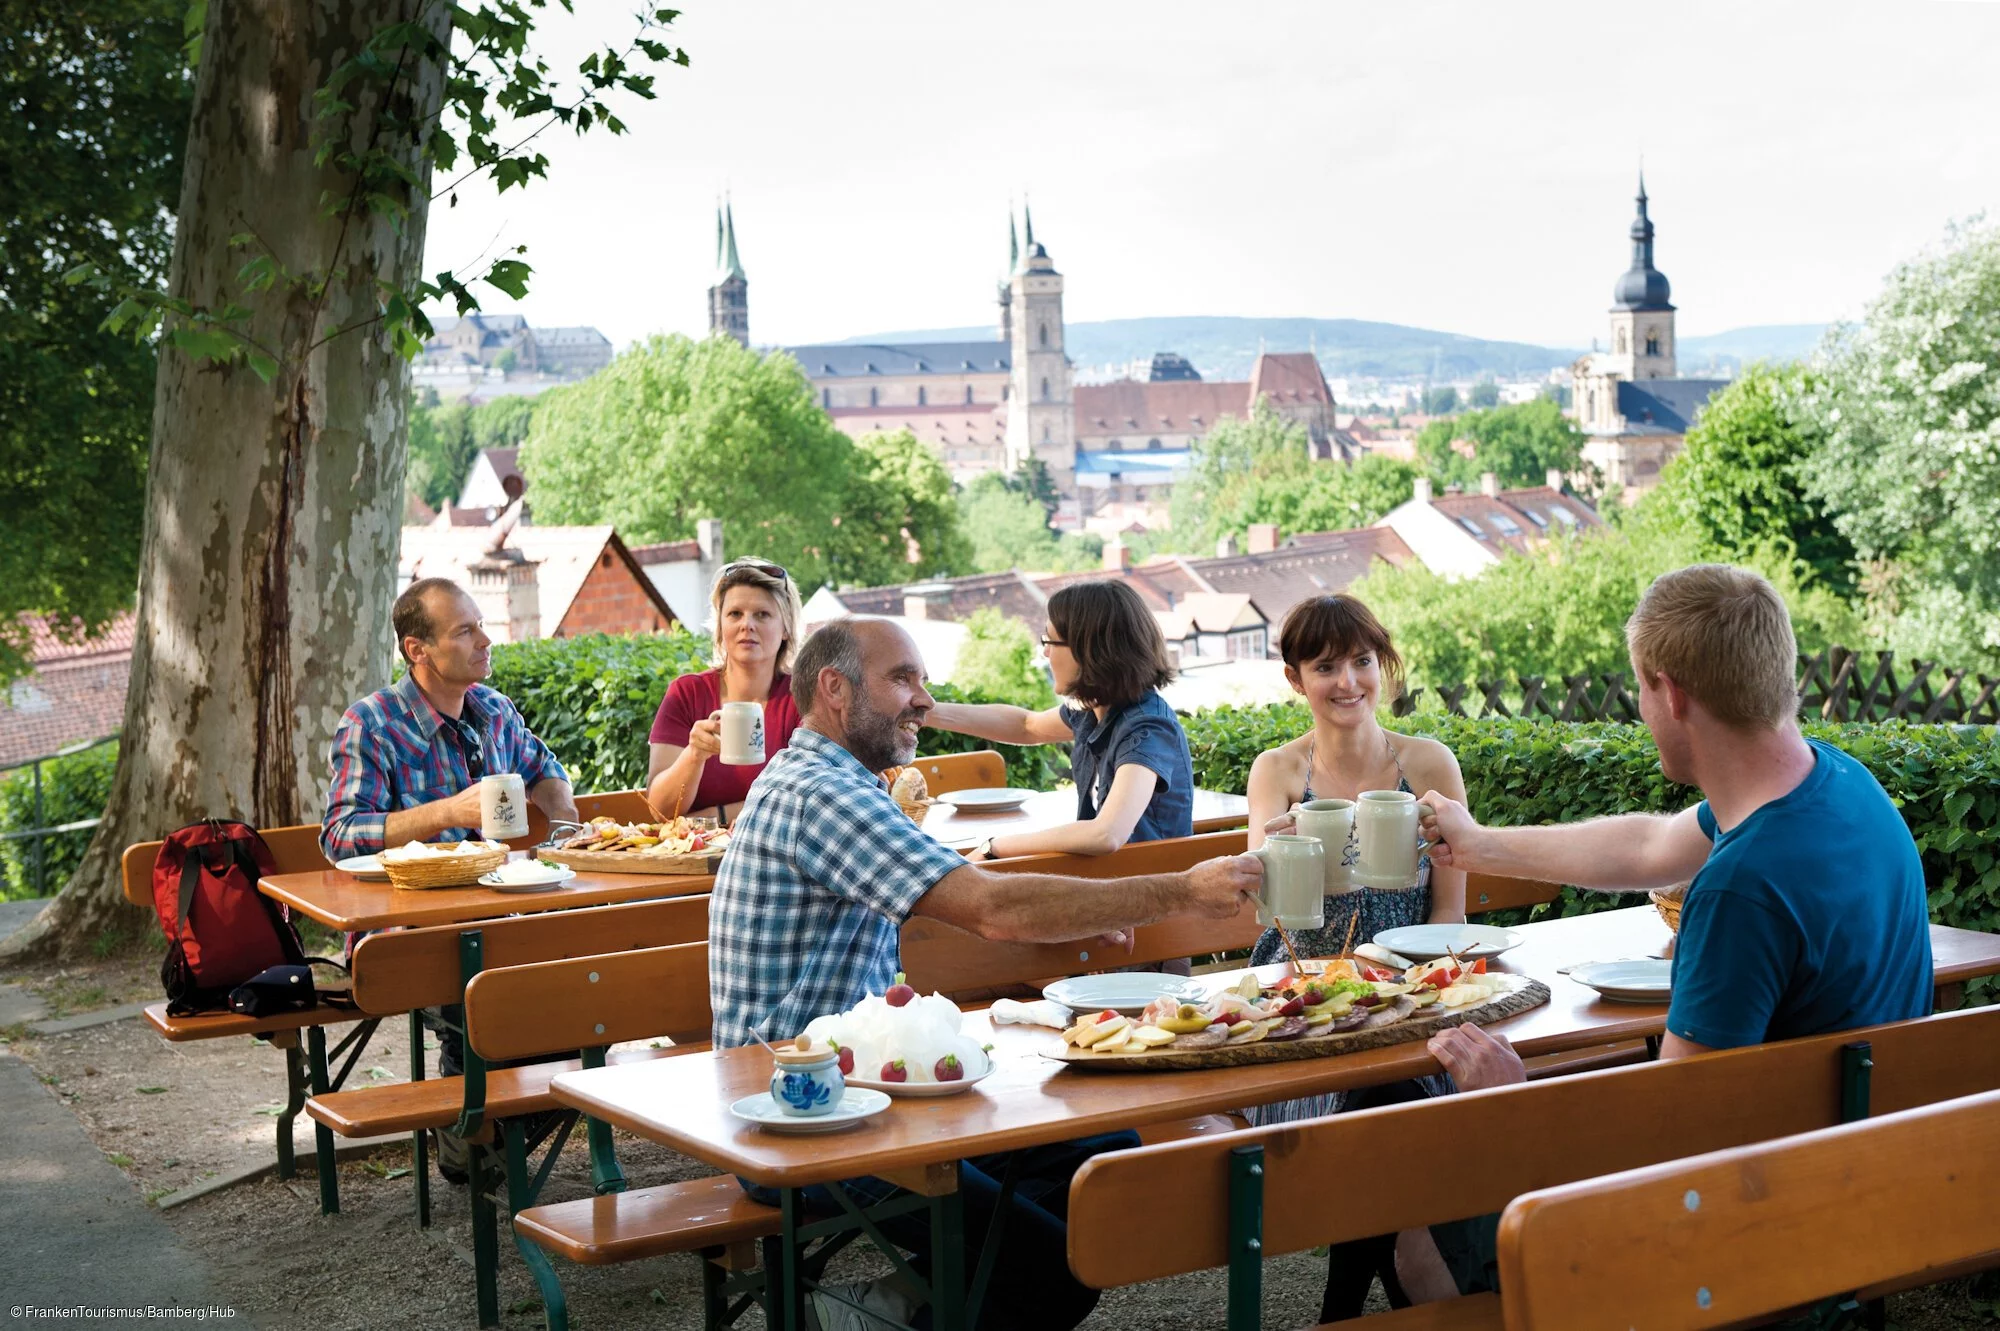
[1215,533,1238,558]
[1414,477,1433,504]
[467,550,541,643]
[695,518,725,592]
[901,582,954,621]
[1247,523,1279,555]
[1102,538,1132,572]
[1480,472,1501,499]
[1546,467,1566,492]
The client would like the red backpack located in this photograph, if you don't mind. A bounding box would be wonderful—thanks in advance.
[153,820,307,1015]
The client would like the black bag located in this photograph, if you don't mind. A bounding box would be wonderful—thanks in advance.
[227,960,354,1018]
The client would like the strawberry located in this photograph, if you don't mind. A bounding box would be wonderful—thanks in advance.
[934,1054,964,1082]
[879,1059,908,1083]
[884,971,917,1007]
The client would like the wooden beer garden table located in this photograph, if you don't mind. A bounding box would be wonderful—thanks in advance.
[259,856,712,933]
[551,907,2000,1331]
[921,786,1249,849]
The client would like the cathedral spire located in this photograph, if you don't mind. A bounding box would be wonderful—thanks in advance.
[1612,171,1671,311]
[719,197,746,283]
[1023,198,1035,253]
[1008,205,1019,273]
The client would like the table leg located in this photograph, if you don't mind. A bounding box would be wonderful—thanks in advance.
[409,1010,430,1228]
[274,1035,304,1181]
[306,1025,339,1215]
[779,1187,807,1331]
[929,1172,967,1331]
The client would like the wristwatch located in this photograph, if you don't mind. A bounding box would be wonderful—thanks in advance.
[973,837,996,862]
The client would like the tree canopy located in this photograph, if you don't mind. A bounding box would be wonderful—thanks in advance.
[832,429,972,588]
[406,392,541,511]
[1647,362,1854,596]
[958,472,1102,574]
[1795,219,2000,668]
[952,608,1054,708]
[1414,399,1588,490]
[0,0,193,683]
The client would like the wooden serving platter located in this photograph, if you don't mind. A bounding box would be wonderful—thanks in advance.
[538,847,723,877]
[1054,979,1551,1072]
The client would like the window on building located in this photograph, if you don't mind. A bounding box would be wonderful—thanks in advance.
[1645,333,1661,357]
[1042,423,1052,443]
[821,388,830,409]
[1039,324,1049,349]
[1550,506,1578,526]
[1615,328,1627,354]
[869,387,879,407]
[1147,438,1162,451]
[1040,377,1050,401]
[1522,508,1549,529]
[917,386,927,406]
[1491,513,1521,535]
[964,384,974,404]
[1457,516,1484,536]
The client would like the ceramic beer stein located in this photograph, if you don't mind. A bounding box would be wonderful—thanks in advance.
[1247,834,1327,929]
[1293,798,1357,898]
[1353,789,1428,892]
[719,701,766,766]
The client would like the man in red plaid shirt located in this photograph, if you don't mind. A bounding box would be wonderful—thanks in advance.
[320,577,576,864]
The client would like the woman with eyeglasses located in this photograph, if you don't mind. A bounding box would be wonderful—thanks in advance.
[926,579,1193,861]
[646,558,805,824]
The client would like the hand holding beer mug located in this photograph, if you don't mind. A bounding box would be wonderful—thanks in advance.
[480,772,529,840]
[719,700,766,766]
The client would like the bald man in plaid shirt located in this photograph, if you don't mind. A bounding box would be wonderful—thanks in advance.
[716,617,1260,1331]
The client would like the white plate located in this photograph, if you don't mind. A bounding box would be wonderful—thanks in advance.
[846,1049,994,1097]
[335,855,388,881]
[728,1088,892,1134]
[1043,973,1211,1015]
[477,865,577,891]
[936,788,1034,813]
[1569,959,1673,1003]
[1371,924,1525,962]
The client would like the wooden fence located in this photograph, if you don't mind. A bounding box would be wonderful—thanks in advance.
[1394,647,2000,725]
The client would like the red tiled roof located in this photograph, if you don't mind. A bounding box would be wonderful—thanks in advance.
[1073,381,1252,436]
[1248,352,1335,407]
[1429,486,1600,557]
[628,539,703,566]
[3,613,136,765]
[1188,530,1415,625]
[830,571,1049,628]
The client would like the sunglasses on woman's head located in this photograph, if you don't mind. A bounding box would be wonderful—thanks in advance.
[722,558,789,584]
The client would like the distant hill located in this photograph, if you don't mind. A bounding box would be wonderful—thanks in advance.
[1677,324,1827,373]
[834,317,1577,382]
[831,316,1827,383]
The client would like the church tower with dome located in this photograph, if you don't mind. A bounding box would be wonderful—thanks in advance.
[1569,175,1726,496]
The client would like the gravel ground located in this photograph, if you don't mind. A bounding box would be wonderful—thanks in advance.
[1,948,1991,1330]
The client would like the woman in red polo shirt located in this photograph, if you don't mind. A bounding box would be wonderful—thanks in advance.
[645,558,804,823]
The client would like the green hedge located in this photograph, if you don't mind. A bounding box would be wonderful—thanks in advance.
[1183,705,2000,947]
[0,741,119,901]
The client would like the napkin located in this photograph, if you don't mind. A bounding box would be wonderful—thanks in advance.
[990,998,1073,1030]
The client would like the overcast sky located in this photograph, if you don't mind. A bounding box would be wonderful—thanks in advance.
[420,0,2000,351]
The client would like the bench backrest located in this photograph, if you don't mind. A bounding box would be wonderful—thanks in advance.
[1465,872,1561,916]
[1067,1002,2000,1289]
[121,825,333,909]
[1498,1087,2000,1330]
[464,940,711,1061]
[977,828,1247,881]
[348,894,712,1016]
[573,789,659,823]
[910,750,1005,796]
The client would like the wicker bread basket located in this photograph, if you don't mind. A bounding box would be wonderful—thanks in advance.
[895,796,933,824]
[1649,884,1687,933]
[381,840,509,890]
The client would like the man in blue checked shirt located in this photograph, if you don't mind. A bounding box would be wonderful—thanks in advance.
[716,617,1262,1331]
[321,577,577,864]
[320,577,578,1186]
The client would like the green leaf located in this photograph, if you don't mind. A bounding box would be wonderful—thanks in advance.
[484,258,533,300]
[137,1086,169,1094]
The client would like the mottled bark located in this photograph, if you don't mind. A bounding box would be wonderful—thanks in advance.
[5,0,450,960]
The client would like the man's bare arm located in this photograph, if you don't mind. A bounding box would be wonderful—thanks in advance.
[1420,795,1712,891]
[913,855,1259,944]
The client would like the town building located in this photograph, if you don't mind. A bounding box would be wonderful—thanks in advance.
[0,614,135,765]
[1372,472,1602,581]
[713,205,1349,529]
[1568,178,1728,495]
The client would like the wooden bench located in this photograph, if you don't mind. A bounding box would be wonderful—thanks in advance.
[572,789,658,822]
[124,825,365,1187]
[467,941,773,1331]
[1066,1003,2000,1331]
[302,894,712,1225]
[1498,1086,2000,1330]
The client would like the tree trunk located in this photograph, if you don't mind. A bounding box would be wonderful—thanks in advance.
[4,0,449,961]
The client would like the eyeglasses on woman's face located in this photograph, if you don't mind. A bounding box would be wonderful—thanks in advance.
[1039,635,1068,651]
